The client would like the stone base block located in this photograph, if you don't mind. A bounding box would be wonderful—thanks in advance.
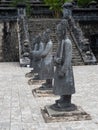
[28,79,45,85]
[32,87,53,97]
[41,105,91,123]
[20,58,30,67]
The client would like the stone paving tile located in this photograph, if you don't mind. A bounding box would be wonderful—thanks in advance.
[11,123,22,130]
[0,122,10,130]
[0,63,98,130]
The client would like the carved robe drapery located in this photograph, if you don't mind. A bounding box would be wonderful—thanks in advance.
[39,40,54,80]
[31,42,44,73]
[53,38,75,95]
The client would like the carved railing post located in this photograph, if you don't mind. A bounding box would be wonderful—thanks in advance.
[17,3,30,67]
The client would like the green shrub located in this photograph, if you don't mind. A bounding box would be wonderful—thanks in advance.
[44,0,72,18]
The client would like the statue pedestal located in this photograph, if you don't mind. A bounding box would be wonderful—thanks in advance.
[32,87,53,97]
[41,105,91,123]
[28,79,45,85]
[28,74,41,85]
[20,57,30,67]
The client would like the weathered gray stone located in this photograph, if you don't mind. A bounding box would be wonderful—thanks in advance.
[42,105,91,123]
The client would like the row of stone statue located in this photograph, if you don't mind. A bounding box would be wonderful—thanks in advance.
[26,19,76,111]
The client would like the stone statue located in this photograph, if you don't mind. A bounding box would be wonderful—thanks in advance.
[62,2,73,19]
[39,29,54,89]
[26,34,44,79]
[51,20,76,111]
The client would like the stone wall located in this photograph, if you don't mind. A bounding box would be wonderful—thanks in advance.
[79,22,98,39]
[79,21,98,61]
[2,21,19,62]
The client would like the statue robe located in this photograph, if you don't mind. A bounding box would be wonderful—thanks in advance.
[39,40,54,80]
[31,42,44,73]
[53,38,75,95]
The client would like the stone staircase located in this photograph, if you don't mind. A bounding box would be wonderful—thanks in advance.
[28,18,84,66]
[68,33,84,66]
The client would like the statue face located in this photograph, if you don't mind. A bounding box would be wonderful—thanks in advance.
[42,33,49,43]
[56,28,66,40]
[36,35,41,44]
[56,21,67,41]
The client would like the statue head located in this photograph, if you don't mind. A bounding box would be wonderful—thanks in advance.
[35,34,41,44]
[56,19,67,40]
[62,2,73,19]
[42,29,51,44]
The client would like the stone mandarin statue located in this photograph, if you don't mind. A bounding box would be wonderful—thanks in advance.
[51,20,76,111]
[39,29,54,89]
[26,34,44,79]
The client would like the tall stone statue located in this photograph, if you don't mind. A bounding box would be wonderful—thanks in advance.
[51,20,76,111]
[39,29,54,89]
[26,34,44,80]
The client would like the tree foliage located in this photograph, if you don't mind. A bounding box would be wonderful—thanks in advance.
[44,0,72,18]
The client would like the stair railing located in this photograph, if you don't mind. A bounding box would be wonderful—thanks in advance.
[62,2,96,65]
[17,4,30,67]
[68,16,97,65]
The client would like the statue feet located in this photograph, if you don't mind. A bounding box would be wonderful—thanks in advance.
[50,101,77,111]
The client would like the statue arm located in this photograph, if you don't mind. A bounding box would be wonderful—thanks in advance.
[41,41,52,58]
[32,43,44,57]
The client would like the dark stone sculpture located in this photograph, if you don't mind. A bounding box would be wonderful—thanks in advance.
[62,2,73,19]
[51,20,76,111]
[39,29,54,89]
[26,34,44,79]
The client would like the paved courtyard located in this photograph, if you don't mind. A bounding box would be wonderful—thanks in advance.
[0,62,98,130]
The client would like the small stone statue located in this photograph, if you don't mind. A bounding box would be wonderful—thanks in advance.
[51,20,76,111]
[39,29,54,89]
[26,34,44,80]
[62,2,73,19]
